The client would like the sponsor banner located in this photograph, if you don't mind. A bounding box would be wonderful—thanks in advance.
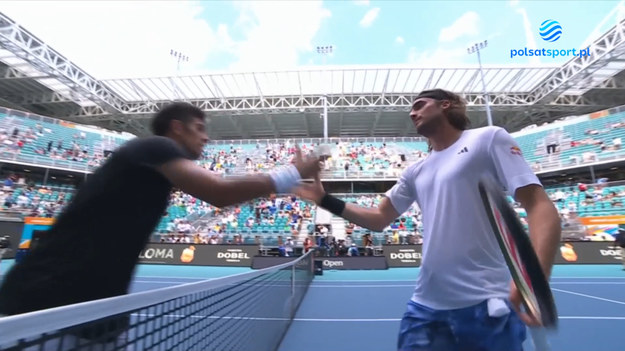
[59,121,76,128]
[24,217,55,225]
[318,256,388,270]
[589,110,609,119]
[19,218,53,251]
[578,215,625,226]
[383,245,422,267]
[383,242,622,266]
[556,241,622,264]
[138,243,258,267]
[252,256,388,270]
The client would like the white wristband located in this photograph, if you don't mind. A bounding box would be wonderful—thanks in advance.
[270,165,302,194]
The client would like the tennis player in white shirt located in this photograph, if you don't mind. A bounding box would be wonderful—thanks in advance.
[295,89,561,351]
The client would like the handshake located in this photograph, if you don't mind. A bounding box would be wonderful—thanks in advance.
[268,144,327,204]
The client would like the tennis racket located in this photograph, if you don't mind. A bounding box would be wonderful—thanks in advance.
[478,177,558,349]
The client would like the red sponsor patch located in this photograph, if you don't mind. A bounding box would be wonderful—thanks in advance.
[510,146,522,155]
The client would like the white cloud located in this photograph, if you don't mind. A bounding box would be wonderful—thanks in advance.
[227,1,331,71]
[354,0,370,5]
[439,11,480,43]
[0,0,218,79]
[407,46,468,67]
[360,8,380,28]
[0,0,331,78]
[510,0,520,6]
[395,36,405,45]
[406,31,505,68]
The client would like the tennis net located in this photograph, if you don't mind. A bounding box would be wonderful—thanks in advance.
[0,250,315,351]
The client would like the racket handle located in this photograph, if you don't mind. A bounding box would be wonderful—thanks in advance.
[528,327,551,351]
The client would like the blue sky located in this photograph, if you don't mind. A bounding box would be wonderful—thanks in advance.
[311,0,617,66]
[0,0,622,78]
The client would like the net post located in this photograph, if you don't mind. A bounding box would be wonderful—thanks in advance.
[291,261,296,317]
[291,263,295,296]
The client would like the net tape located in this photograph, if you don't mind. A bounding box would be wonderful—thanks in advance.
[0,251,314,351]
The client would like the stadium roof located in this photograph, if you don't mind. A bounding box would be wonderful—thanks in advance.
[2,11,625,139]
[103,66,557,101]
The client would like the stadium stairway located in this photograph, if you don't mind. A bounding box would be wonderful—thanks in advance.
[293,218,314,246]
[330,216,346,241]
[296,218,312,245]
[191,214,216,233]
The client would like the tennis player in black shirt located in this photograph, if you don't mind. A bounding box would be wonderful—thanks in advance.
[0,102,321,317]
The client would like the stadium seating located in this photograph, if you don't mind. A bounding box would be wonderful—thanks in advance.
[514,112,625,167]
[1,179,74,217]
[3,107,625,179]
[2,170,624,245]
[542,183,625,218]
[202,113,625,175]
[335,194,422,246]
[0,112,128,168]
[154,191,213,233]
[1,106,625,245]
[221,140,425,178]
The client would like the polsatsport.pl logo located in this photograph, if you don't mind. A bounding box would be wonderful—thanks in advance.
[539,20,562,42]
[510,19,591,59]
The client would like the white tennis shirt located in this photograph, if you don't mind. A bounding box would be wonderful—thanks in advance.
[386,126,541,310]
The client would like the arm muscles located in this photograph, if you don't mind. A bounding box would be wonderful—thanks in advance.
[516,184,561,278]
[340,197,401,232]
[157,158,276,208]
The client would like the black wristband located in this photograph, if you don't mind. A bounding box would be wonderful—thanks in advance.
[319,193,346,216]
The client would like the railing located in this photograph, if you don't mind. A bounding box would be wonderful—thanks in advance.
[0,152,92,174]
[1,105,625,178]
[0,210,25,221]
[208,136,427,145]
[533,147,625,175]
[546,178,625,190]
[224,168,404,180]
[0,106,68,126]
[0,106,133,140]
[0,147,624,180]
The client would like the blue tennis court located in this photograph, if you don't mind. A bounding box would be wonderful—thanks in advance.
[123,263,625,351]
[278,265,625,351]
[1,260,623,351]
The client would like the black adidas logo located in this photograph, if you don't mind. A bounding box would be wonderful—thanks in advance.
[457,147,468,154]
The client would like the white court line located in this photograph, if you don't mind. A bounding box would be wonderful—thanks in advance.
[132,282,625,288]
[290,316,625,322]
[550,276,625,279]
[130,281,625,288]
[135,276,213,280]
[315,280,415,282]
[293,318,400,322]
[310,282,625,288]
[314,277,625,283]
[311,284,414,288]
[552,288,625,306]
[559,316,625,320]
[131,280,625,288]
[551,282,625,285]
[131,314,625,322]
[134,280,203,284]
